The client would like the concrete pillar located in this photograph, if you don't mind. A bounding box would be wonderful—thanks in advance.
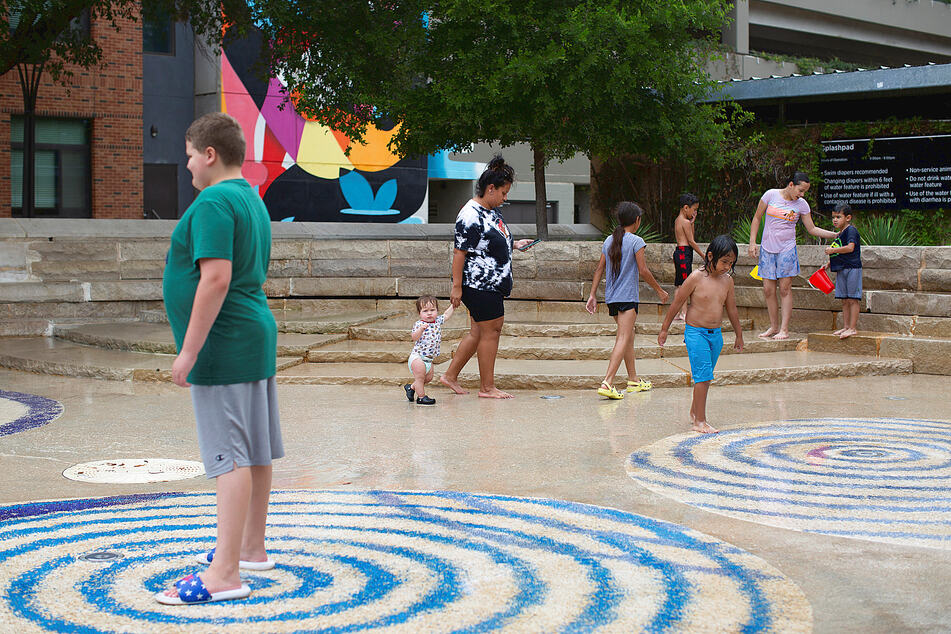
[722,0,750,56]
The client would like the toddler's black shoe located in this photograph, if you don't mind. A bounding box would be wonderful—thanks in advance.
[416,395,436,406]
[403,384,415,402]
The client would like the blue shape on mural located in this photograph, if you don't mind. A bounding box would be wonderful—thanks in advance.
[340,171,399,216]
[427,149,485,180]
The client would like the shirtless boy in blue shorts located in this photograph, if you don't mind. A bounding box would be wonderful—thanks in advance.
[658,236,745,434]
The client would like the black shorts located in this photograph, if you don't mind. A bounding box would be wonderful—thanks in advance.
[607,301,638,316]
[673,246,693,286]
[461,287,505,322]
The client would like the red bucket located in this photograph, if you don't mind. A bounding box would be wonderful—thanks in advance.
[807,267,834,294]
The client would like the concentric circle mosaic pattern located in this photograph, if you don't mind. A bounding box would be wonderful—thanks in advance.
[0,490,811,632]
[0,389,63,437]
[627,417,951,550]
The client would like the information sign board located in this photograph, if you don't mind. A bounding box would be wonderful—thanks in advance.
[819,135,951,210]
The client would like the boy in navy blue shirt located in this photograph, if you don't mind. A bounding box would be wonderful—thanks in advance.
[823,203,862,339]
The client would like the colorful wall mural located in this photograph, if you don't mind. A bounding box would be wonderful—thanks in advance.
[222,31,482,224]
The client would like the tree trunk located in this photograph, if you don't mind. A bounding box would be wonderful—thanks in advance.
[17,62,44,218]
[532,145,548,240]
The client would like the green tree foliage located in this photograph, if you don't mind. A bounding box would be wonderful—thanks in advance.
[260,0,739,238]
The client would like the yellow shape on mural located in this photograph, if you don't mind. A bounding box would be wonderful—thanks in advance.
[295,119,403,178]
[296,122,353,179]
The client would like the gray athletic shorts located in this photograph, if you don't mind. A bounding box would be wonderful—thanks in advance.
[190,376,284,478]
[834,267,863,300]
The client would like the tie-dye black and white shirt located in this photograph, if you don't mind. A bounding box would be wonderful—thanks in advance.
[454,199,513,296]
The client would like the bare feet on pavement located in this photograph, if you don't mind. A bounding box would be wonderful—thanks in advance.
[771,331,789,340]
[758,328,777,339]
[478,388,513,399]
[439,375,468,394]
[839,328,856,339]
[692,420,719,434]
[832,327,845,336]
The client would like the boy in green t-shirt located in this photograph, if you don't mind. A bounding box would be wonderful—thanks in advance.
[156,113,282,605]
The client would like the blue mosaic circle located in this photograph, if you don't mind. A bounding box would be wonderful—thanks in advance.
[627,418,951,549]
[0,490,811,632]
[0,389,63,437]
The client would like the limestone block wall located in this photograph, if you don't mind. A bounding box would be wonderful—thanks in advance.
[0,220,948,335]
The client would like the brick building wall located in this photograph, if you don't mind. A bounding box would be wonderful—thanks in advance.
[0,13,143,219]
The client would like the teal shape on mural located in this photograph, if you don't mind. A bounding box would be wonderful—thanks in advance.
[339,170,399,215]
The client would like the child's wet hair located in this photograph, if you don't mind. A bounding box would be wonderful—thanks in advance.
[702,234,738,275]
[834,202,853,217]
[185,112,245,167]
[607,201,644,282]
[679,193,699,208]
[415,295,438,312]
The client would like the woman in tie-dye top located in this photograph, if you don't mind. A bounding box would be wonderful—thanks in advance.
[748,171,838,341]
[439,155,535,400]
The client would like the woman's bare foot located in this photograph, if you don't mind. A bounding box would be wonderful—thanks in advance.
[832,327,845,336]
[771,331,789,340]
[839,328,856,339]
[758,328,777,339]
[692,420,719,434]
[439,375,468,394]
[478,388,513,399]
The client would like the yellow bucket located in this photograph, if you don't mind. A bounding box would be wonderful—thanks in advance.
[749,265,762,281]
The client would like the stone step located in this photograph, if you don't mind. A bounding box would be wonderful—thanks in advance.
[0,337,302,380]
[349,314,753,341]
[275,350,911,388]
[827,312,951,337]
[808,331,951,375]
[865,291,951,318]
[492,332,802,360]
[137,308,400,334]
[53,323,346,357]
[138,309,168,324]
[298,332,800,363]
[274,310,399,334]
[307,340,452,364]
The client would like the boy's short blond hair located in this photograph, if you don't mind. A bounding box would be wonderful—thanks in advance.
[185,113,246,168]
[416,295,438,312]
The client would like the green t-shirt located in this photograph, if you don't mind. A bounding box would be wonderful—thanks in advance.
[162,179,277,385]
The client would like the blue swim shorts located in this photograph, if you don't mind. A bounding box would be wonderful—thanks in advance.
[834,267,863,300]
[684,324,723,384]
[758,246,800,280]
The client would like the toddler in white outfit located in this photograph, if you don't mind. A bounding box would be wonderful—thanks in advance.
[405,295,454,405]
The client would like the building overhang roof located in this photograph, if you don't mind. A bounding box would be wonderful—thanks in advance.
[709,63,951,105]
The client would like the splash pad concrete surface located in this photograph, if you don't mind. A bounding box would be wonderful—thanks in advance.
[1,369,949,632]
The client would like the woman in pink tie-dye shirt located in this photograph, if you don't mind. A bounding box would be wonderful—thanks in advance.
[748,172,838,340]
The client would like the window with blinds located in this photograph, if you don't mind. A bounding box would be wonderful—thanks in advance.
[10,117,91,217]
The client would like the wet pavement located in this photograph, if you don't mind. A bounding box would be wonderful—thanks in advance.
[1,369,950,632]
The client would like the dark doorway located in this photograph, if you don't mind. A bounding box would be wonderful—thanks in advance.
[500,201,558,224]
[143,163,179,218]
